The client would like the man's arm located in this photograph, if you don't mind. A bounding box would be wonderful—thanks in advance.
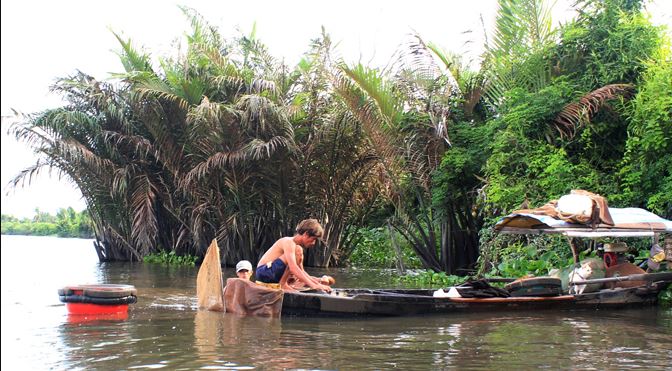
[296,247,325,286]
[283,241,331,292]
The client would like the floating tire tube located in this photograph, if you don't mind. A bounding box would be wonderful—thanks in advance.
[58,284,137,316]
[59,294,137,305]
[58,284,137,298]
[504,277,562,297]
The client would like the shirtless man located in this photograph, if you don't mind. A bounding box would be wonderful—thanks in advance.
[287,246,335,290]
[256,219,332,293]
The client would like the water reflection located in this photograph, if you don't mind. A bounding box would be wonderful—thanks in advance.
[51,306,672,370]
[57,316,135,369]
[51,300,672,369]
[194,311,285,369]
[193,311,352,370]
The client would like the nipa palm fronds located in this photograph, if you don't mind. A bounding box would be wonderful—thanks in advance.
[553,83,634,139]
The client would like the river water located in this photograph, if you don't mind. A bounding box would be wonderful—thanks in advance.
[1,235,671,370]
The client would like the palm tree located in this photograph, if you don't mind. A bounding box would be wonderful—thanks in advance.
[280,30,385,267]
[481,0,557,110]
[10,9,386,267]
[332,32,488,272]
[10,72,150,260]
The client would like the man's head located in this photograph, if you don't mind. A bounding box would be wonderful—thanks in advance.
[236,260,253,280]
[295,219,324,248]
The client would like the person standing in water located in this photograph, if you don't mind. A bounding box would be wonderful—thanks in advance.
[235,260,253,280]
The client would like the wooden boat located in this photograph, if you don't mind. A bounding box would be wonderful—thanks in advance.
[198,196,671,317]
[281,272,671,316]
[282,203,672,317]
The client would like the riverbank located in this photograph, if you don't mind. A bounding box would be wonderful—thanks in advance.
[1,208,93,238]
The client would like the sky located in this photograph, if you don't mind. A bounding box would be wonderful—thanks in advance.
[1,0,670,219]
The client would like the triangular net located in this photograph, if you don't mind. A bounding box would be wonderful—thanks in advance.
[196,239,224,311]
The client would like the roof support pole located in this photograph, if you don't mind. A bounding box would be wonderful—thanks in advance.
[567,237,579,266]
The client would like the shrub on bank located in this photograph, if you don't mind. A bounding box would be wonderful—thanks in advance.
[348,227,421,269]
[1,210,94,238]
[143,250,197,266]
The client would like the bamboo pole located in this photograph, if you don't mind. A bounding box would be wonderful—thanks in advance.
[568,272,672,286]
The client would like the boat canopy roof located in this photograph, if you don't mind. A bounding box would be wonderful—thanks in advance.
[495,207,672,237]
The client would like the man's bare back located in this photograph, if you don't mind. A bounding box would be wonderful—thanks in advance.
[257,237,294,267]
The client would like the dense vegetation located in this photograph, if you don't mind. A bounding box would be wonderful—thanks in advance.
[1,208,94,238]
[7,0,670,280]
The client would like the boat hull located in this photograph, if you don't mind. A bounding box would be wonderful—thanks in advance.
[281,282,668,317]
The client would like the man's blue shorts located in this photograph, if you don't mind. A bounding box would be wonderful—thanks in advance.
[256,258,287,283]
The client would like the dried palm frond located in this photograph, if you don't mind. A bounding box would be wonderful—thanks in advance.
[553,83,634,139]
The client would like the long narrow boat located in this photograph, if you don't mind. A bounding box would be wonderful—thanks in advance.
[202,197,672,317]
[281,203,672,317]
[282,274,671,316]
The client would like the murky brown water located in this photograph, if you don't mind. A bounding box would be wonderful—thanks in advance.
[2,235,671,370]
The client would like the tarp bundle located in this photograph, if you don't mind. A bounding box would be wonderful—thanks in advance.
[495,190,672,237]
[456,279,510,298]
[511,190,613,227]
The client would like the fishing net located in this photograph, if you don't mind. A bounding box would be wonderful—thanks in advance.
[196,239,224,311]
[223,278,284,317]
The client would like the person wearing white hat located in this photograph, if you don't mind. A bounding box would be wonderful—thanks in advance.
[235,260,253,281]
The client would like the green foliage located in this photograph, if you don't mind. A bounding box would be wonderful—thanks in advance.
[484,132,606,212]
[1,221,58,236]
[432,121,491,209]
[494,241,580,278]
[32,208,57,223]
[485,0,670,217]
[1,209,94,238]
[143,250,197,266]
[30,222,60,236]
[1,220,28,235]
[482,0,557,109]
[500,81,575,140]
[482,0,668,215]
[478,225,577,277]
[12,14,380,265]
[348,227,421,269]
[0,215,18,222]
[660,284,672,306]
[556,0,662,88]
[617,42,672,216]
[396,269,463,288]
[483,81,598,211]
